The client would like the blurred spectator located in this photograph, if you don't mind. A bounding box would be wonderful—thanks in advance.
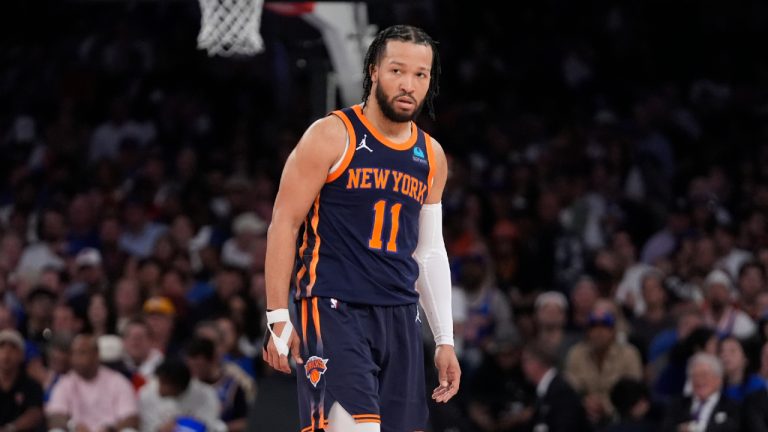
[454,242,515,372]
[84,292,117,338]
[65,194,100,255]
[42,335,71,403]
[714,222,752,281]
[139,358,223,432]
[603,378,655,432]
[142,296,180,356]
[701,269,755,339]
[534,291,579,366]
[718,335,765,403]
[522,341,591,432]
[192,266,249,324]
[66,247,108,304]
[121,318,163,390]
[185,337,250,432]
[51,302,84,341]
[0,329,45,432]
[564,305,643,426]
[568,275,599,333]
[46,333,138,432]
[119,199,167,259]
[21,287,56,347]
[466,330,533,431]
[613,230,655,317]
[214,316,256,380]
[736,261,766,321]
[16,208,67,282]
[661,353,740,432]
[221,212,266,271]
[654,326,719,402]
[630,269,674,362]
[640,199,691,265]
[113,277,143,334]
[193,321,256,400]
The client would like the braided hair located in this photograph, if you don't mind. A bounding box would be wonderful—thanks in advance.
[362,25,441,119]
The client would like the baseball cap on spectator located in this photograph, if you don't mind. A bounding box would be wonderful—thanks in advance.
[143,296,176,316]
[588,311,616,328]
[75,247,102,268]
[704,268,734,292]
[0,329,24,351]
[232,212,266,236]
[535,291,569,311]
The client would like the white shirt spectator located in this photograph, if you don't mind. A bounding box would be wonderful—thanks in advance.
[139,378,223,432]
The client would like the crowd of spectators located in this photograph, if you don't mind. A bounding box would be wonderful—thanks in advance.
[4,0,768,431]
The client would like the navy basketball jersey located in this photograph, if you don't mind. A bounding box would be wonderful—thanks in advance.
[293,104,435,305]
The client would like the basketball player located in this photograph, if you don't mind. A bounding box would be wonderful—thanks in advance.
[263,25,460,432]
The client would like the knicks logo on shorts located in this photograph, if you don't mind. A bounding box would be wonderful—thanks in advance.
[304,355,329,387]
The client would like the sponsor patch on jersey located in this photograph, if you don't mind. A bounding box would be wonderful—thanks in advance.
[412,146,427,164]
[304,355,329,387]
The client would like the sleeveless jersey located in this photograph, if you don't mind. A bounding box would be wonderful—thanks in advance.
[293,105,436,305]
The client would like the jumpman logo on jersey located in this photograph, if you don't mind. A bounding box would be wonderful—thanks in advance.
[356,134,373,152]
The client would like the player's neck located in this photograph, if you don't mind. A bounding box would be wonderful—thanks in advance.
[361,102,412,142]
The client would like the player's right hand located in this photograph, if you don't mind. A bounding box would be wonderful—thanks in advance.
[263,321,303,374]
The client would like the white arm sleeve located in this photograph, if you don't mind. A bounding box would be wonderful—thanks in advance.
[414,203,454,346]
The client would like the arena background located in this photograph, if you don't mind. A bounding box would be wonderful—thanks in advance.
[3,0,768,431]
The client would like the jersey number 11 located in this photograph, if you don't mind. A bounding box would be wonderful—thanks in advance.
[369,200,402,252]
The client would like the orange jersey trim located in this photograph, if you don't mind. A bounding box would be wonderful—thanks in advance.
[327,111,357,183]
[352,104,417,150]
[306,195,322,296]
[294,216,310,294]
[301,298,308,350]
[311,297,321,339]
[424,131,436,196]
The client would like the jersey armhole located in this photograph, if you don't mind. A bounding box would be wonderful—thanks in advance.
[327,111,357,183]
[424,131,436,195]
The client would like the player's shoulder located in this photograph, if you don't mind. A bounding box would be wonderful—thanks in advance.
[294,113,348,162]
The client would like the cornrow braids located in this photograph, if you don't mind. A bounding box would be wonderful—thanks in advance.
[362,24,441,119]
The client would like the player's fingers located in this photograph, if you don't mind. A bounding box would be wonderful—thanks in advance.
[290,335,303,365]
[278,353,291,373]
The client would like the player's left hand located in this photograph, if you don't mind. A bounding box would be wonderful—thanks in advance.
[432,344,460,403]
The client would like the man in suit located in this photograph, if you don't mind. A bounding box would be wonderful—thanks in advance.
[661,352,740,432]
[744,383,768,432]
[521,342,591,432]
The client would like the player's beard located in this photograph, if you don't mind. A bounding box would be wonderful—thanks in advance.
[376,84,424,123]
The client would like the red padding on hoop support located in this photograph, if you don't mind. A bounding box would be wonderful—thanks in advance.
[264,2,315,17]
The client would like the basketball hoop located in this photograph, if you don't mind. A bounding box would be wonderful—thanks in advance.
[197,0,265,57]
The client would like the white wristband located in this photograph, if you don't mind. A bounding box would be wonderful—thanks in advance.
[266,308,294,356]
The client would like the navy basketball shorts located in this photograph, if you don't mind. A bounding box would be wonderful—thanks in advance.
[294,296,428,432]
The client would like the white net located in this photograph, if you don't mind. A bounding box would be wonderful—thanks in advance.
[197,0,265,57]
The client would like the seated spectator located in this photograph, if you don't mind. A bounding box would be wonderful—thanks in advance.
[522,341,590,432]
[661,353,740,432]
[122,318,164,390]
[84,292,117,338]
[533,291,579,367]
[467,330,533,431]
[42,335,71,403]
[564,306,643,427]
[602,378,656,432]
[654,326,719,401]
[139,358,224,432]
[142,296,181,356]
[46,333,138,432]
[718,335,765,403]
[185,337,249,432]
[0,329,45,432]
[221,212,266,271]
[193,321,256,401]
[629,269,674,362]
[701,269,755,339]
[215,316,256,379]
